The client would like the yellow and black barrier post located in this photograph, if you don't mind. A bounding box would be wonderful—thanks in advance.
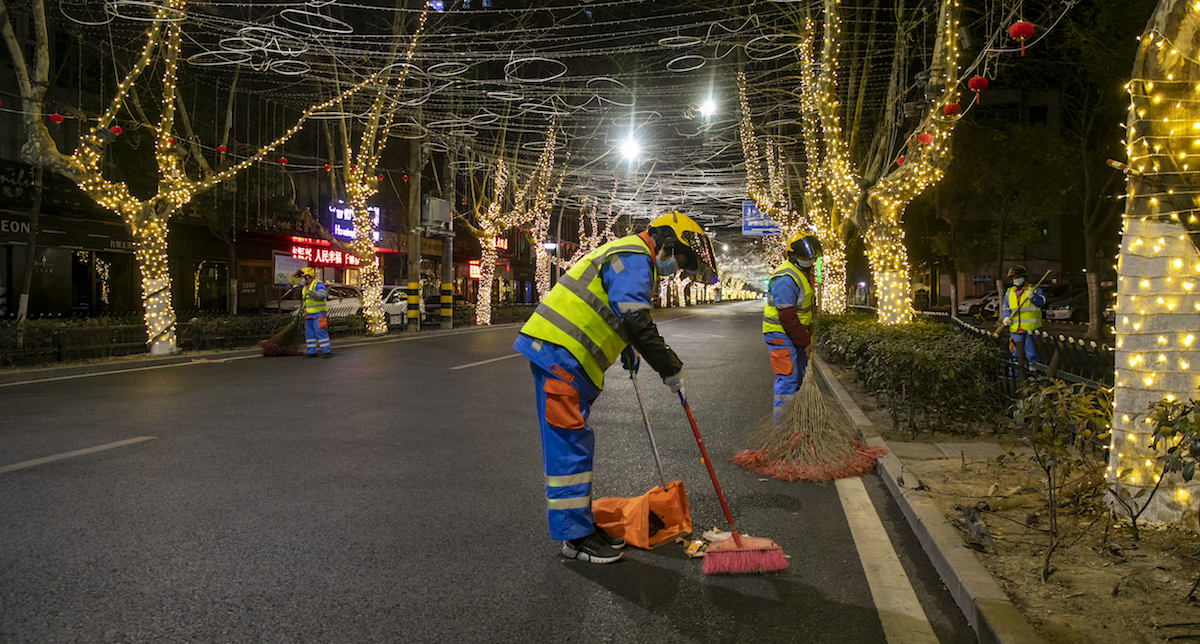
[440,282,453,330]
[406,281,420,331]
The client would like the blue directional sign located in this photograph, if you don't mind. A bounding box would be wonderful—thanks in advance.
[741,201,781,236]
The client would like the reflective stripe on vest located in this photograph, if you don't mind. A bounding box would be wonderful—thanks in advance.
[303,281,327,315]
[763,261,814,333]
[520,234,653,390]
[1007,286,1042,332]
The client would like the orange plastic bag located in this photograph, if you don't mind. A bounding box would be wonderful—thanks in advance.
[592,480,692,549]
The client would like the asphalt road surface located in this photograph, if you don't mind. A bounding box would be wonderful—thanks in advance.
[1,300,974,643]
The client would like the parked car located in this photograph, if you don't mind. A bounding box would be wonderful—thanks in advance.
[986,283,1077,318]
[267,283,362,316]
[957,290,999,317]
[1045,290,1112,323]
[381,285,423,327]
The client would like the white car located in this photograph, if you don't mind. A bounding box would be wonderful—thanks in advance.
[957,290,999,317]
[268,283,362,316]
[269,284,412,323]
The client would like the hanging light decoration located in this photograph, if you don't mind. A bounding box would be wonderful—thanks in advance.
[968,76,989,104]
[1008,20,1034,56]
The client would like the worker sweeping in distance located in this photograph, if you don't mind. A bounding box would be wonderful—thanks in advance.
[1000,265,1045,372]
[296,267,333,358]
[762,231,822,421]
[514,211,718,564]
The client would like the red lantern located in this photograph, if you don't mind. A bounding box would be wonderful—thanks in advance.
[48,113,63,126]
[167,137,175,144]
[402,174,409,182]
[1009,21,1034,56]
[279,157,287,165]
[917,133,933,145]
[109,125,122,136]
[896,156,906,166]
[942,103,961,116]
[323,164,332,172]
[967,76,989,104]
[376,174,384,181]
[216,145,227,153]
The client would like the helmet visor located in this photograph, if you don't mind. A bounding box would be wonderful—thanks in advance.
[677,230,718,285]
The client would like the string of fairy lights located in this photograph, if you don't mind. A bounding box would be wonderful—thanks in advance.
[1108,5,1200,516]
[22,0,1086,345]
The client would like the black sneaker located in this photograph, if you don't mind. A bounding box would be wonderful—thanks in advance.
[562,532,624,563]
[595,528,626,550]
[321,351,333,358]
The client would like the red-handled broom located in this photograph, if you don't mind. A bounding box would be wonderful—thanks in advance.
[678,392,788,575]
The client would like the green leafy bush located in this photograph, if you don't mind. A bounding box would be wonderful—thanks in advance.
[815,313,1009,434]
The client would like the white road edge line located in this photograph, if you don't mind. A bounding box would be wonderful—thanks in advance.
[835,476,940,644]
[451,353,523,370]
[0,436,157,474]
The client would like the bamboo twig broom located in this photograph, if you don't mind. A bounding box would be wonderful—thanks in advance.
[732,370,887,482]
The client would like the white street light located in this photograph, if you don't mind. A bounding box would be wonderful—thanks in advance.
[621,135,639,160]
[699,98,716,117]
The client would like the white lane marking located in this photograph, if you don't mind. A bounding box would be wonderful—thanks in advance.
[0,358,257,389]
[656,314,696,324]
[0,437,157,474]
[451,353,523,370]
[836,476,939,644]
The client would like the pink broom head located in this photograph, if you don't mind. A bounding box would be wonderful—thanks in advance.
[702,535,788,575]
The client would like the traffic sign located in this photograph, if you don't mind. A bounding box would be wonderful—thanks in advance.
[741,201,781,236]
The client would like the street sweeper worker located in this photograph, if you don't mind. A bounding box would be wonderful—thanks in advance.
[763,231,822,421]
[514,211,718,564]
[296,267,332,358]
[1000,264,1045,370]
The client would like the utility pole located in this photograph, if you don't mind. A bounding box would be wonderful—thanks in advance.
[406,119,423,333]
[440,145,455,330]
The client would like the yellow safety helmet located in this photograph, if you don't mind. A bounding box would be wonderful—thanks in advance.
[785,230,823,261]
[648,211,718,284]
[298,267,316,279]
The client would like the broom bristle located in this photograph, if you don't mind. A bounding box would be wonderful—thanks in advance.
[732,371,886,482]
[702,535,788,575]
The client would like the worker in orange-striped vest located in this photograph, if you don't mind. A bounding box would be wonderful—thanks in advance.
[514,212,718,565]
[1000,265,1045,370]
[762,232,822,421]
[296,267,332,358]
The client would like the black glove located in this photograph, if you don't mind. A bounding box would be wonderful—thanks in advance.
[621,309,682,379]
[620,346,640,373]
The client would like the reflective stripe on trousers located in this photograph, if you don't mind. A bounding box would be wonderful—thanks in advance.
[305,313,330,355]
[532,362,599,541]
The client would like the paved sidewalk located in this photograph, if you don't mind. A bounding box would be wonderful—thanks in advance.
[814,355,1047,644]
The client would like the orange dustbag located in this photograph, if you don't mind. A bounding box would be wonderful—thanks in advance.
[592,480,692,549]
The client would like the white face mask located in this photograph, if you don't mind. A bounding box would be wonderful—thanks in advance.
[796,258,814,269]
[1013,277,1025,286]
[656,255,679,277]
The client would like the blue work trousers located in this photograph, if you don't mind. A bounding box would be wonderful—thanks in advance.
[305,313,331,355]
[531,362,600,541]
[765,335,807,421]
[1009,331,1038,369]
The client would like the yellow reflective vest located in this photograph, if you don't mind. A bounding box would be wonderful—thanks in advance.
[303,281,328,315]
[762,260,814,334]
[1006,286,1042,332]
[520,234,654,390]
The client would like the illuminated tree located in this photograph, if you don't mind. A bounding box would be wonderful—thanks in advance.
[813,0,962,325]
[0,0,371,353]
[1108,0,1200,527]
[327,10,428,336]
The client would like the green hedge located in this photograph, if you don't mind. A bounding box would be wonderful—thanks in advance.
[815,313,1009,435]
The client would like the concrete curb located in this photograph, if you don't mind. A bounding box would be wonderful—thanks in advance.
[0,323,522,388]
[813,355,1046,644]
